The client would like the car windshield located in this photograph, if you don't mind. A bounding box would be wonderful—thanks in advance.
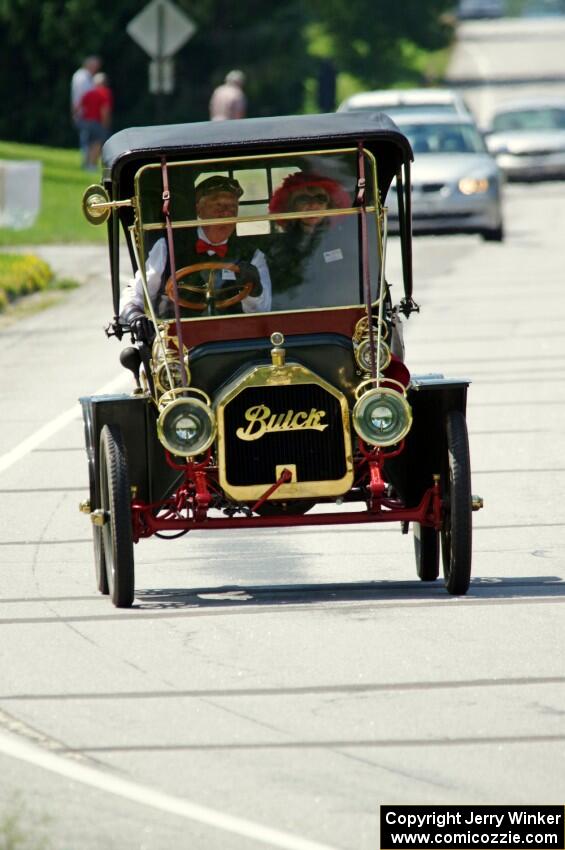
[134,149,382,318]
[384,103,458,116]
[395,122,486,154]
[349,103,458,116]
[492,107,565,132]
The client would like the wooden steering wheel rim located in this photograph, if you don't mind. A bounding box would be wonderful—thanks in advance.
[165,261,253,311]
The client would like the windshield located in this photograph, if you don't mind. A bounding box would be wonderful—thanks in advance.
[350,103,459,116]
[396,121,486,154]
[492,107,565,132]
[134,149,382,318]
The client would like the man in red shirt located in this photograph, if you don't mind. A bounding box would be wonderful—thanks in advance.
[80,72,113,171]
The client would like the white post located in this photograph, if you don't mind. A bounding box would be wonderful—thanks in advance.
[0,161,42,229]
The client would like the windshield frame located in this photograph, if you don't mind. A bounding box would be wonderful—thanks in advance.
[133,148,380,230]
[131,145,384,321]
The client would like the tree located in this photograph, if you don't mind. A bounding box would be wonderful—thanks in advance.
[0,0,454,148]
[307,0,455,90]
[0,0,147,145]
[0,0,312,147]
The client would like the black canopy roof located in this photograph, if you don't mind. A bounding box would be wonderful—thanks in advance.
[102,111,413,199]
[101,111,415,315]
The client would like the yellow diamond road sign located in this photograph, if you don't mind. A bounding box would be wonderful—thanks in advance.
[127,0,197,59]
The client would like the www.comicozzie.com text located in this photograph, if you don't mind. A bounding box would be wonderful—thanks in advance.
[384,811,563,830]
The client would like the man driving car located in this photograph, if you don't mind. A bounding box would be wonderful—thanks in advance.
[119,175,272,340]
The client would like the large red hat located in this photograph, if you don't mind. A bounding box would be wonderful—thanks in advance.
[269,172,351,226]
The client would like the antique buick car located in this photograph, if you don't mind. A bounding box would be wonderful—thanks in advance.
[80,112,482,607]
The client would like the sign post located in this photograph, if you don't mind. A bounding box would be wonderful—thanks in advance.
[127,0,197,120]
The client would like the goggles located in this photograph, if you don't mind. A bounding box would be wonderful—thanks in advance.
[291,191,330,206]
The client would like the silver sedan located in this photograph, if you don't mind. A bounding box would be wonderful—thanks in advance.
[337,87,472,118]
[387,113,505,241]
[484,97,565,181]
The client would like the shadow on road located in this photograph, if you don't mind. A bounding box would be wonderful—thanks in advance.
[134,575,565,610]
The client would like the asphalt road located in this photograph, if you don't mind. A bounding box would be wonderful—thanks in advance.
[0,16,564,850]
[448,15,565,125]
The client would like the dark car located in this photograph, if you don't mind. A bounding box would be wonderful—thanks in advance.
[80,112,482,607]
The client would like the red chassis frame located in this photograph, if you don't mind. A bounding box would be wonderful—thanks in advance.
[130,441,443,542]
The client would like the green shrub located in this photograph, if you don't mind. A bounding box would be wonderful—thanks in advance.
[0,792,52,850]
[0,253,54,310]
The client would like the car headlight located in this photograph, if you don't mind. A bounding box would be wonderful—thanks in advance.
[458,177,490,195]
[157,397,216,456]
[354,338,391,373]
[352,386,412,447]
[155,358,190,393]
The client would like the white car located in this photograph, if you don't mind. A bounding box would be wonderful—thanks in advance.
[337,88,473,119]
[485,98,565,180]
[387,113,505,241]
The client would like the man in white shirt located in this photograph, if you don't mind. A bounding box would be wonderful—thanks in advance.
[70,55,101,167]
[120,175,272,341]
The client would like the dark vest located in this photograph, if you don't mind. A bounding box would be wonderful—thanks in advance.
[149,231,257,317]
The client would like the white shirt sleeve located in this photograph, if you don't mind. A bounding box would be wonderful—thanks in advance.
[119,238,168,319]
[71,68,93,110]
[242,248,272,313]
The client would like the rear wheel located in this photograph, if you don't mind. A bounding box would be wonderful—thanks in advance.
[414,523,439,581]
[441,411,472,596]
[93,526,109,594]
[99,425,135,608]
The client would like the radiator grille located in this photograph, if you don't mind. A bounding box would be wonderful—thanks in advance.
[222,383,347,487]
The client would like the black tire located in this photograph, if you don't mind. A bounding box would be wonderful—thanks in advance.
[93,525,109,595]
[99,424,135,608]
[482,223,504,242]
[441,411,472,596]
[414,523,439,581]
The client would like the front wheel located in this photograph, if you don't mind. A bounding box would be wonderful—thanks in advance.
[482,223,504,242]
[99,424,135,608]
[441,411,472,596]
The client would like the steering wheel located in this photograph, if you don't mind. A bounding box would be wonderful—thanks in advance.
[165,261,253,312]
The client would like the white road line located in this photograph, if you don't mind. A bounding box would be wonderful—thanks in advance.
[0,374,129,476]
[0,729,339,850]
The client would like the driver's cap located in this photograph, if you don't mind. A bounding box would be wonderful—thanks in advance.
[195,175,243,202]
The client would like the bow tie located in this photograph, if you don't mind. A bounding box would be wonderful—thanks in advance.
[196,238,228,258]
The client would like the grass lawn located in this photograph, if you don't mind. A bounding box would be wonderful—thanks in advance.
[0,139,106,245]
